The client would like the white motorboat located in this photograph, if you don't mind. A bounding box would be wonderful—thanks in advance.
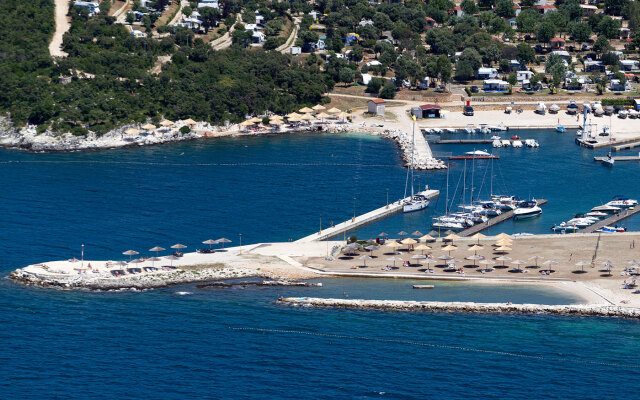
[606,197,638,207]
[549,104,560,114]
[524,139,539,147]
[552,223,579,232]
[501,139,511,147]
[602,156,614,167]
[465,150,491,156]
[513,200,542,219]
[492,139,502,148]
[491,135,501,140]
[591,204,621,212]
[618,110,628,119]
[596,226,627,233]
[512,140,523,148]
[585,211,608,218]
[535,102,546,115]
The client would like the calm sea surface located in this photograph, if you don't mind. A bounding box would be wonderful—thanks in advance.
[1,132,640,398]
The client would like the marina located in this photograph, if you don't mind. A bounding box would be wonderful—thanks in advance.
[581,207,640,233]
[456,199,548,237]
[594,155,640,163]
[612,141,640,152]
[296,189,440,242]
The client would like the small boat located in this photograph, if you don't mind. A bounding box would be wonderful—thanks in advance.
[403,194,430,213]
[567,101,579,115]
[585,211,608,218]
[591,204,621,212]
[514,200,542,219]
[535,102,546,115]
[629,110,638,119]
[501,139,511,147]
[604,106,614,116]
[450,154,499,160]
[549,104,560,114]
[594,107,604,117]
[490,135,501,140]
[596,226,627,233]
[492,139,502,148]
[606,196,638,208]
[512,140,523,148]
[511,135,520,140]
[552,223,579,232]
[602,155,615,167]
[505,106,512,114]
[618,110,628,119]
[556,126,565,133]
[524,139,539,148]
[465,150,491,156]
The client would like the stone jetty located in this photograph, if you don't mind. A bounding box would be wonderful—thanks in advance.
[279,297,640,320]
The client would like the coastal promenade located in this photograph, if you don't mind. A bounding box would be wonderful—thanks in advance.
[295,189,440,242]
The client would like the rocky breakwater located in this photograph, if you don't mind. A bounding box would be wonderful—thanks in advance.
[9,263,257,291]
[0,117,209,152]
[279,297,640,320]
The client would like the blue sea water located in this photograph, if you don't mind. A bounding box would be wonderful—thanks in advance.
[2,132,640,399]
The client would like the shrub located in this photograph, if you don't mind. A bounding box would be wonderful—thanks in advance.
[179,125,191,134]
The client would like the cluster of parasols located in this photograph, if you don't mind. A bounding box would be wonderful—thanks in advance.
[123,119,194,136]
[240,104,352,129]
[121,238,232,267]
[341,231,564,274]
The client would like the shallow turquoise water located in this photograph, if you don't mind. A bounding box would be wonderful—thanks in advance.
[1,132,640,398]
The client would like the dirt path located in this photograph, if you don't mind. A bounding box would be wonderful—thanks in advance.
[277,17,300,54]
[210,14,241,50]
[49,0,71,57]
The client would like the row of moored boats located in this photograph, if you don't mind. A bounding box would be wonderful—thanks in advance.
[551,197,637,233]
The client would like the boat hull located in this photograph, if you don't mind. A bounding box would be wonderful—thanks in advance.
[403,200,429,213]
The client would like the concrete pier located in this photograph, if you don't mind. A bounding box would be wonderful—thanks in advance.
[594,155,640,162]
[296,189,440,242]
[577,136,640,149]
[581,208,640,233]
[457,199,548,237]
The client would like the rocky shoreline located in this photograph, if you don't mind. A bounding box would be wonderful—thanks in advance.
[279,297,640,320]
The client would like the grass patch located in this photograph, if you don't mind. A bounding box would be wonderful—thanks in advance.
[179,263,227,271]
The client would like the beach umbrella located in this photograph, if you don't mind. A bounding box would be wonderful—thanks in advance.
[495,255,512,267]
[479,259,495,272]
[202,239,218,250]
[495,246,512,253]
[312,104,326,111]
[420,234,435,242]
[411,230,423,237]
[159,119,174,127]
[444,233,459,243]
[401,238,417,245]
[183,118,197,126]
[446,260,461,269]
[287,115,302,123]
[575,260,589,273]
[386,256,403,267]
[148,256,162,268]
[442,244,457,255]
[495,240,513,247]
[437,255,454,263]
[386,241,402,254]
[149,246,166,257]
[171,243,187,250]
[165,255,180,267]
[511,259,526,272]
[124,128,140,135]
[495,233,511,239]
[328,107,341,114]
[378,232,388,237]
[316,112,330,119]
[358,254,372,267]
[248,117,262,124]
[529,255,543,268]
[216,238,232,248]
[412,254,427,260]
[240,120,254,127]
[542,260,558,272]
[364,245,378,257]
[398,231,409,237]
[122,249,139,261]
[286,112,302,119]
[444,230,455,236]
[428,230,439,236]
[299,107,314,113]
[414,244,431,254]
[470,233,486,243]
[466,254,483,267]
[468,244,484,254]
[141,123,156,130]
[300,113,315,122]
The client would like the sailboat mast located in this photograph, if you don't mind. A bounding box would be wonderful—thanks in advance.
[462,159,467,206]
[470,152,475,204]
[490,157,494,197]
[445,162,449,214]
[410,119,415,197]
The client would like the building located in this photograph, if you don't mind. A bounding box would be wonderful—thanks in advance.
[290,46,301,55]
[584,60,605,72]
[610,79,631,91]
[620,60,639,71]
[476,67,498,79]
[197,0,218,8]
[550,37,566,49]
[425,17,436,29]
[417,104,442,119]
[536,5,557,14]
[483,79,510,91]
[368,99,385,115]
[517,70,534,82]
[579,4,598,16]
[552,50,571,62]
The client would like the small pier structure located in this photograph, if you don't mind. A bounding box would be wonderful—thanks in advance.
[434,139,494,144]
[296,190,440,242]
[577,137,640,149]
[594,155,640,163]
[613,141,640,152]
[457,199,548,237]
[581,208,640,233]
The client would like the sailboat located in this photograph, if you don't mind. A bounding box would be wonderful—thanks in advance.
[402,116,429,213]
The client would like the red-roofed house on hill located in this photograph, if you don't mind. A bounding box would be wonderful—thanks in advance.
[368,99,386,116]
[536,5,557,13]
[417,104,442,119]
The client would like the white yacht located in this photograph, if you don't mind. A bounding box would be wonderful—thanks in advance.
[513,200,542,219]
[606,197,637,208]
[402,118,429,213]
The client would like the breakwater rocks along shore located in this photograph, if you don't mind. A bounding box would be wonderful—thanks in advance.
[0,116,445,170]
[280,297,640,320]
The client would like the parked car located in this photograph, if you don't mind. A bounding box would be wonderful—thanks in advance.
[582,44,591,51]
[463,105,474,116]
[470,86,479,93]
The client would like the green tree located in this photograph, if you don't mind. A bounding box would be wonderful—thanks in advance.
[183,6,192,17]
[605,0,628,15]
[437,55,452,84]
[569,22,592,42]
[339,67,355,86]
[516,9,539,34]
[495,0,515,18]
[536,22,557,45]
[379,80,396,99]
[126,11,134,24]
[461,0,478,15]
[366,78,383,94]
[593,35,612,53]
[598,16,622,39]
[516,43,535,65]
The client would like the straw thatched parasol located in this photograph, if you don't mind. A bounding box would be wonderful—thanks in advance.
[442,244,457,254]
[528,255,543,268]
[468,244,484,253]
[286,112,302,119]
[249,117,263,124]
[124,128,140,135]
[386,256,403,267]
[299,107,314,113]
[240,120,255,126]
[358,254,372,267]
[495,255,512,267]
[401,238,417,245]
[312,104,326,111]
[327,107,341,114]
[160,119,174,126]
[316,112,330,120]
[495,246,512,253]
[420,234,435,242]
[479,259,495,272]
[300,113,315,121]
[411,230,423,237]
[287,115,302,122]
[494,233,511,239]
[414,244,431,254]
[141,123,156,130]
[470,233,486,243]
[183,118,197,126]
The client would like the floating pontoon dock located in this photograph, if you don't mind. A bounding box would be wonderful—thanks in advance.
[581,208,640,233]
[296,190,440,242]
[455,199,548,237]
[594,155,640,162]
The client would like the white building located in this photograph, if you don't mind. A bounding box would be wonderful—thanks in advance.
[517,70,534,82]
[483,79,510,91]
[368,99,385,115]
[476,67,498,79]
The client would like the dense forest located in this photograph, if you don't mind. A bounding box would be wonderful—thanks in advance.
[0,0,330,135]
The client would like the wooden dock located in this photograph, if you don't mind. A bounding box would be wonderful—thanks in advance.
[296,190,440,242]
[576,136,640,149]
[594,155,640,162]
[457,199,548,237]
[581,207,640,233]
